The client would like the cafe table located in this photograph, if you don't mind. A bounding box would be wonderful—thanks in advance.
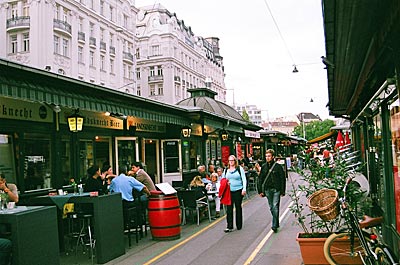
[0,205,59,265]
[29,192,125,264]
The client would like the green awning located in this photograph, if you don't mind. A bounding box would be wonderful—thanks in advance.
[0,69,189,126]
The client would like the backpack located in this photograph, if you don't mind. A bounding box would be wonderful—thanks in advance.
[223,166,242,177]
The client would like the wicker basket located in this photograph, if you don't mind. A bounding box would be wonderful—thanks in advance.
[307,189,339,221]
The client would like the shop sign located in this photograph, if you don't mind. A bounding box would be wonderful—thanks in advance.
[60,110,124,130]
[0,97,52,123]
[244,130,260,138]
[128,117,166,133]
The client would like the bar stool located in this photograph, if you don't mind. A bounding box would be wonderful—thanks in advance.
[65,207,95,264]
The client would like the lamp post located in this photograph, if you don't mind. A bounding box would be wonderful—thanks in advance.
[302,113,306,139]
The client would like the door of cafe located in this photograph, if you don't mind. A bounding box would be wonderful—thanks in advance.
[114,137,139,174]
[161,139,182,184]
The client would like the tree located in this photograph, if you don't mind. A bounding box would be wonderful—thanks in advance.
[293,119,335,140]
[241,109,250,122]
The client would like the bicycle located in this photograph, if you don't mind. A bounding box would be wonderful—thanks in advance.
[323,176,398,265]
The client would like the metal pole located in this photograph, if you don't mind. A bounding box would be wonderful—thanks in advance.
[302,113,306,139]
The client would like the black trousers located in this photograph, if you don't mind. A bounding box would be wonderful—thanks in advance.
[226,189,244,230]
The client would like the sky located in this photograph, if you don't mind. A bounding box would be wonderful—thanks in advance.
[136,0,330,121]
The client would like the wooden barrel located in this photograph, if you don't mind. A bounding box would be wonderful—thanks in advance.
[148,190,181,240]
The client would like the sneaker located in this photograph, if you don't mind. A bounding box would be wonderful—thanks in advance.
[272,228,278,233]
[224,228,233,233]
[215,212,220,218]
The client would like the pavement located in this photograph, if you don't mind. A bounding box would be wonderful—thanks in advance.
[60,172,305,265]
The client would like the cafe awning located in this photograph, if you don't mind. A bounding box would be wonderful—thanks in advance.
[307,131,337,144]
[0,59,190,126]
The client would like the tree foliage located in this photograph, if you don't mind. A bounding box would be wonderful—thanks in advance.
[293,119,335,140]
[241,109,250,121]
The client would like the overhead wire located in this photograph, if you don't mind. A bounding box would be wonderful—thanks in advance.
[262,0,297,68]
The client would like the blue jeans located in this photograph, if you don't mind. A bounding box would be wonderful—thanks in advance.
[265,188,281,229]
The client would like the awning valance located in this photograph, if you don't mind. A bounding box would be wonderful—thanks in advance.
[307,131,337,144]
[0,69,189,126]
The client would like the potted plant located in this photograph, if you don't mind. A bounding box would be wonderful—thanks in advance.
[288,149,370,264]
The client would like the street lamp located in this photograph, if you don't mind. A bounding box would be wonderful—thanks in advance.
[181,126,192,138]
[220,129,229,141]
[68,109,84,132]
[301,113,306,139]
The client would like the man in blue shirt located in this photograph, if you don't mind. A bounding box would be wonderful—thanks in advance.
[109,164,150,207]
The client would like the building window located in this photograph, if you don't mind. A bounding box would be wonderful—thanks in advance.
[110,6,114,21]
[150,85,155,96]
[62,38,69,57]
[150,45,160,56]
[100,54,105,71]
[100,1,104,15]
[90,22,94,37]
[123,63,127,78]
[54,35,60,54]
[110,58,114,74]
[135,48,140,59]
[78,46,84,63]
[109,33,114,46]
[22,1,29,16]
[123,14,128,28]
[157,66,163,76]
[136,68,140,80]
[150,66,155,76]
[78,17,83,32]
[89,50,94,66]
[137,86,141,96]
[158,86,163,95]
[128,65,132,79]
[100,28,104,41]
[10,35,17,54]
[23,33,29,52]
[63,8,68,22]
[11,3,18,19]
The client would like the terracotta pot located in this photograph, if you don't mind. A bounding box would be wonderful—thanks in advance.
[296,233,362,265]
[296,233,330,265]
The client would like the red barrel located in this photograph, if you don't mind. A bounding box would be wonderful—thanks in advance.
[148,190,181,240]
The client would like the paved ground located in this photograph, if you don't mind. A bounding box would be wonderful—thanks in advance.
[61,172,305,265]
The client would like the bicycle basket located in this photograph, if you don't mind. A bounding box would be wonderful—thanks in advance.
[307,189,339,221]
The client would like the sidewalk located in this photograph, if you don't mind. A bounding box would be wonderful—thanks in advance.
[60,174,306,265]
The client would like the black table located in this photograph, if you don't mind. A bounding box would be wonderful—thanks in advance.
[30,193,125,264]
[0,206,59,265]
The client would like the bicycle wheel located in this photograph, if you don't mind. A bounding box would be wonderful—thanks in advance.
[375,246,398,265]
[324,232,370,265]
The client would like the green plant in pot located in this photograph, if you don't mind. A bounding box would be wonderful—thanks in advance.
[288,150,370,264]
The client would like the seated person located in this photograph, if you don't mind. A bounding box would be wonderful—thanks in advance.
[84,166,107,195]
[128,162,156,196]
[101,164,116,188]
[197,165,211,184]
[206,173,221,218]
[189,176,207,200]
[0,173,18,204]
[109,164,150,209]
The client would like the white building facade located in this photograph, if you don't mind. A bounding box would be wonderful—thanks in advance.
[0,1,226,104]
[1,0,136,94]
[135,4,226,104]
[235,104,262,126]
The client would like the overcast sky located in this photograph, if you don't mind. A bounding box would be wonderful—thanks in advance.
[136,0,330,121]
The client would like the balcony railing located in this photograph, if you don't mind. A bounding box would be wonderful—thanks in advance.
[148,75,164,82]
[109,46,115,55]
[100,41,106,51]
[78,31,85,42]
[89,37,96,47]
[6,16,30,29]
[53,19,71,34]
[123,52,134,62]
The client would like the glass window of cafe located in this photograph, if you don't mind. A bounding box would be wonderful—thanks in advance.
[0,134,17,186]
[182,139,202,171]
[389,99,400,233]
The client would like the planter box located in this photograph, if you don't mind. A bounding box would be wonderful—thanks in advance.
[296,233,362,265]
[296,233,330,265]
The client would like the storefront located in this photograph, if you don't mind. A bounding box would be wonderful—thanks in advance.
[322,0,400,255]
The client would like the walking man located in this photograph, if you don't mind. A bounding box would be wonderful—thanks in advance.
[257,149,286,233]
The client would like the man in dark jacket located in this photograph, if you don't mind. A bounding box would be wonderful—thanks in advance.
[257,149,286,233]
